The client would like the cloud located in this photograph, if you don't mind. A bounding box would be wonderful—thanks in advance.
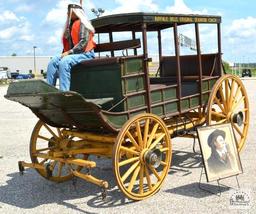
[165,0,208,14]
[15,4,34,13]
[223,16,256,61]
[105,0,159,14]
[19,34,34,42]
[227,16,256,39]
[0,26,17,39]
[47,29,63,45]
[0,8,34,55]
[44,1,69,25]
[0,10,33,42]
[44,0,95,25]
[0,23,33,41]
[0,10,19,22]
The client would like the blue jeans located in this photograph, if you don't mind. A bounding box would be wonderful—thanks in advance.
[47,51,95,91]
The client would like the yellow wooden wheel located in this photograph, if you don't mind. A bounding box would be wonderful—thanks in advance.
[30,120,85,182]
[113,113,172,200]
[207,74,249,152]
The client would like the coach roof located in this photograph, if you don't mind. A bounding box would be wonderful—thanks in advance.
[91,12,221,33]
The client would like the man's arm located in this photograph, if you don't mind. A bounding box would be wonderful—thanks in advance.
[70,23,89,54]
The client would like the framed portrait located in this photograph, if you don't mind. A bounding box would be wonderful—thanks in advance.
[197,123,242,182]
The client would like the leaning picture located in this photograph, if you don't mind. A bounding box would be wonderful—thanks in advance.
[197,123,242,182]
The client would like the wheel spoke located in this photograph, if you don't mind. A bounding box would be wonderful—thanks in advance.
[57,162,64,177]
[148,165,161,181]
[120,146,140,156]
[160,147,169,153]
[228,79,236,108]
[233,123,244,137]
[43,123,59,139]
[160,161,167,166]
[57,128,63,138]
[38,135,56,143]
[139,165,144,194]
[211,111,226,119]
[126,131,140,151]
[121,161,140,183]
[218,119,227,124]
[36,147,52,152]
[119,157,139,167]
[214,97,225,113]
[39,158,48,164]
[144,165,152,191]
[128,165,141,192]
[143,119,150,148]
[241,108,248,112]
[232,96,245,112]
[225,79,229,105]
[146,123,159,148]
[136,121,143,149]
[149,133,165,150]
[50,160,57,171]
[233,85,241,104]
[219,85,227,111]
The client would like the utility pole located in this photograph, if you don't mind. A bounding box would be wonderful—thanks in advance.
[33,46,37,76]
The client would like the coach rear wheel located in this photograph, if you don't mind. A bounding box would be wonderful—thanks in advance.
[30,120,86,182]
[207,74,249,152]
[113,113,172,200]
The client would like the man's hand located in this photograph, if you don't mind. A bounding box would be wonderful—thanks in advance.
[61,51,70,58]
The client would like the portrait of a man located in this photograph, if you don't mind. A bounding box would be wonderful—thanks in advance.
[207,129,232,174]
[197,124,242,182]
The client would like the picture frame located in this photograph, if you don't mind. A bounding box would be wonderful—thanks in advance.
[197,123,243,182]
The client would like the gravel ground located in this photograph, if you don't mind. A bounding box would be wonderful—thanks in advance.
[0,80,255,214]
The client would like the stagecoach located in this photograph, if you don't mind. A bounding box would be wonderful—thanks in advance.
[5,12,249,200]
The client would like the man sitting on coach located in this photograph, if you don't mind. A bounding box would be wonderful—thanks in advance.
[47,3,96,91]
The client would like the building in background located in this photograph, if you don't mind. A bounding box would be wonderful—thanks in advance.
[0,56,51,75]
[233,63,256,69]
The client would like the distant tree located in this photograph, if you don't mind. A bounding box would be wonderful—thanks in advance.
[222,60,231,73]
[11,53,17,56]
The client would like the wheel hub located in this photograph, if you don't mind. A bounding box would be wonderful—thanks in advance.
[145,149,162,168]
[59,138,72,150]
[232,111,244,126]
[48,137,56,148]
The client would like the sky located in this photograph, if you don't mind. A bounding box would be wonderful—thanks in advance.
[0,0,255,63]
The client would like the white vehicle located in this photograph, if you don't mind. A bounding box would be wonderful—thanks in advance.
[0,67,9,80]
